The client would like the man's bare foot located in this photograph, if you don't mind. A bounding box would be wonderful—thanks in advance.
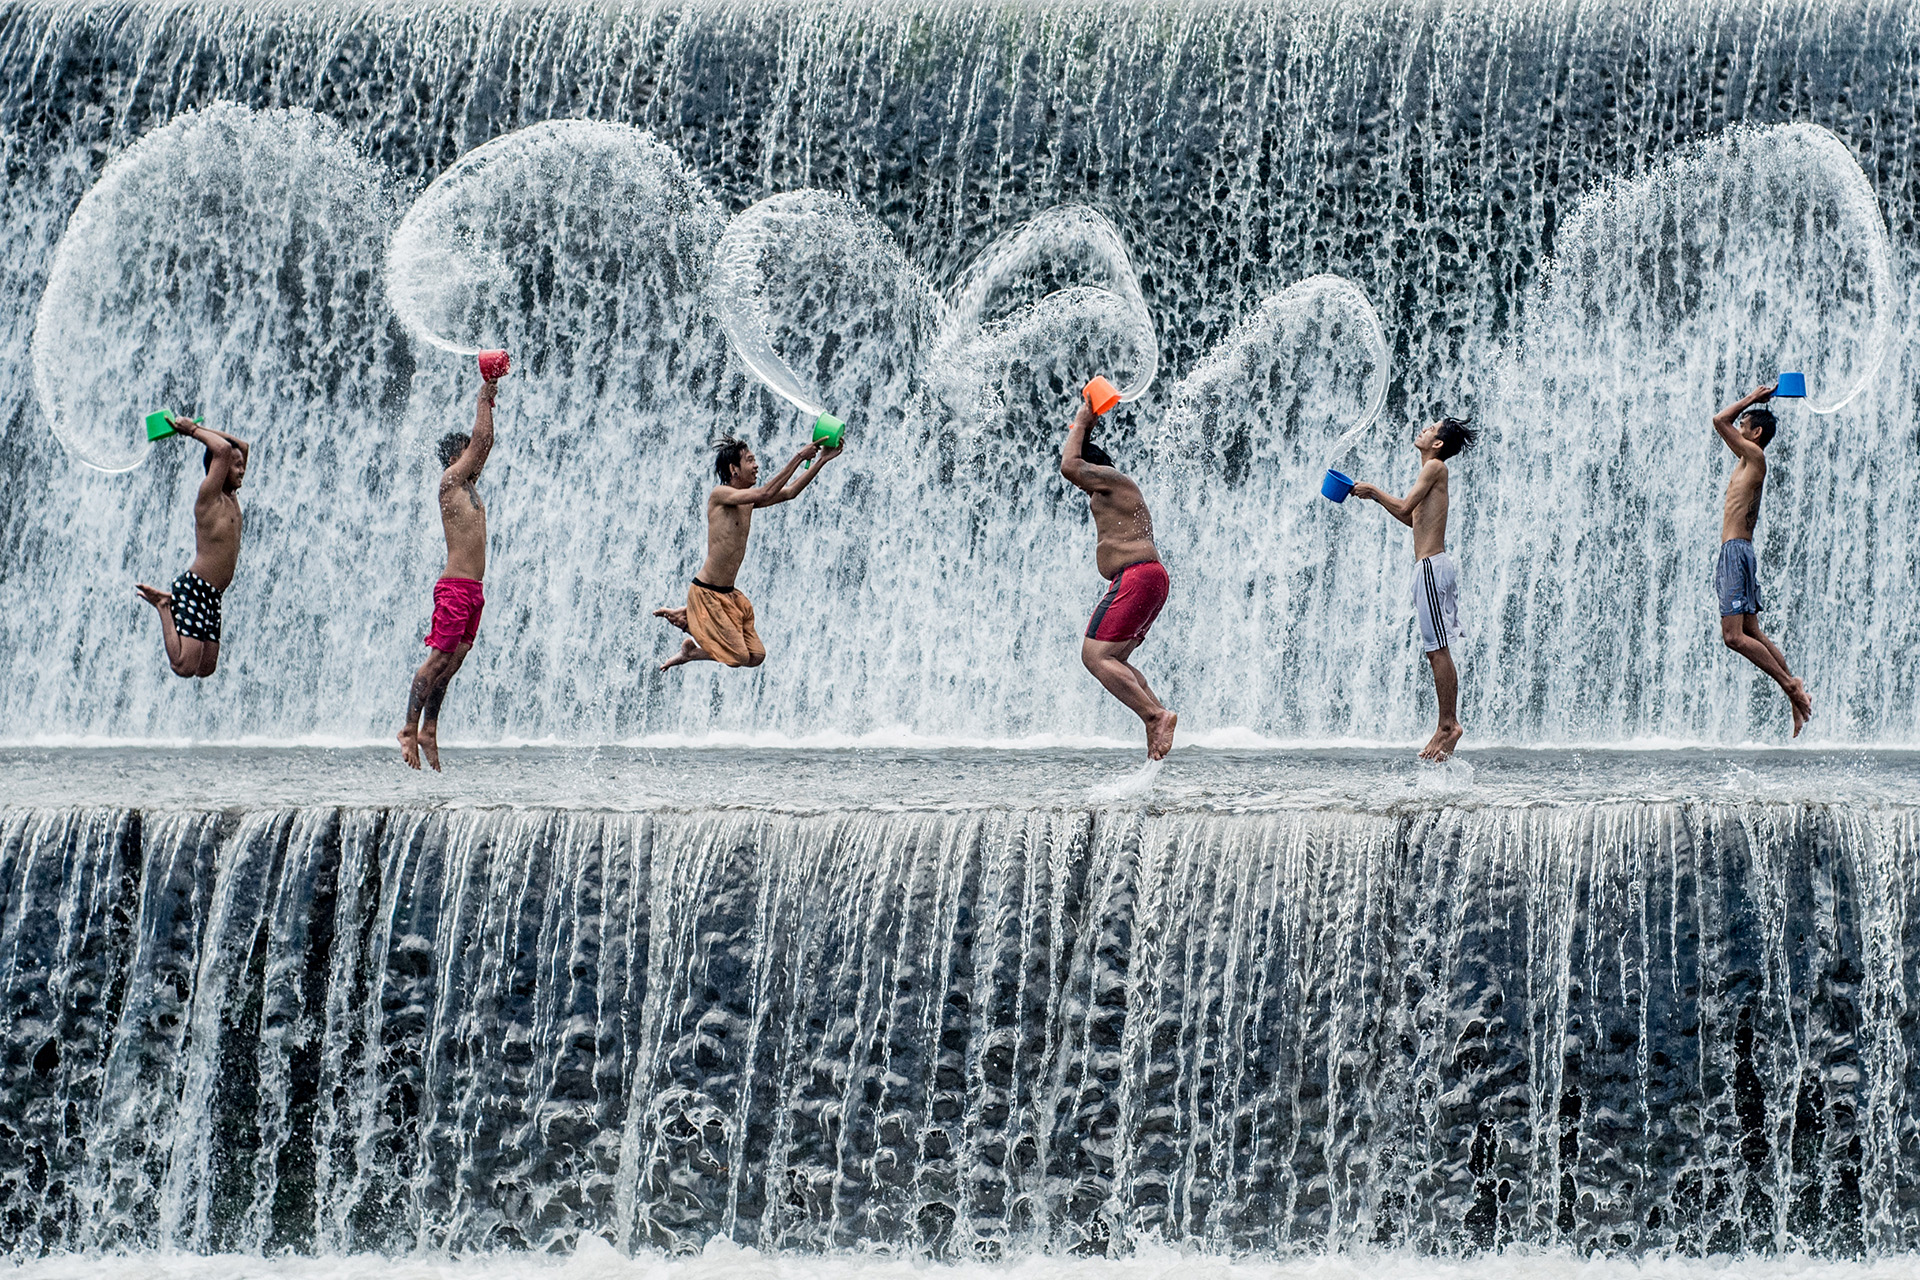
[397,728,421,770]
[1420,721,1464,761]
[1146,710,1177,761]
[653,607,690,633]
[661,638,703,671]
[1786,679,1813,738]
[419,725,442,772]
[135,583,172,611]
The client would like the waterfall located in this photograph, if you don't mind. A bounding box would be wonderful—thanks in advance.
[0,0,1914,746]
[0,795,1915,1257]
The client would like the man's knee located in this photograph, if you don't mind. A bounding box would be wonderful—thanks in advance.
[742,653,765,668]
[1719,618,1747,649]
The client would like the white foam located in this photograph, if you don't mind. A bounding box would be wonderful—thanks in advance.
[10,1240,1920,1280]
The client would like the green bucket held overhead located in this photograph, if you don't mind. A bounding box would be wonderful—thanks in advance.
[145,410,200,442]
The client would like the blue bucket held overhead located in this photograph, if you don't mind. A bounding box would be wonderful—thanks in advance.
[1322,469,1355,503]
[1774,372,1806,398]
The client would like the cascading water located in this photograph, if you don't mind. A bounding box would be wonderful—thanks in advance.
[1,759,1918,1261]
[0,0,1911,745]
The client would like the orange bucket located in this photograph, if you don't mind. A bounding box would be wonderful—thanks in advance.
[1083,376,1121,415]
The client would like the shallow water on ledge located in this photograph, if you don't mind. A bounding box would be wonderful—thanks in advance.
[0,745,1911,815]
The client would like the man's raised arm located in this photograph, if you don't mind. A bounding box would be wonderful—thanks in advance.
[174,417,240,497]
[1352,461,1442,528]
[760,443,842,507]
[713,443,819,508]
[1060,400,1112,493]
[1713,383,1773,461]
[449,381,497,484]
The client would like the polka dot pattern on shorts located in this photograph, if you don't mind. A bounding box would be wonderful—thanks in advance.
[168,571,224,644]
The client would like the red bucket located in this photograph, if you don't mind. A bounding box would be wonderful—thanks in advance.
[477,349,511,381]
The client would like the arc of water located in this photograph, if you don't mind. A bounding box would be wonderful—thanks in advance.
[709,192,837,421]
[942,204,1159,402]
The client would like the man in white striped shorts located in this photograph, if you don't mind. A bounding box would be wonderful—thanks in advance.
[1350,416,1477,760]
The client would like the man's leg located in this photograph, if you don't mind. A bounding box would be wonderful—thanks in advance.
[653,607,690,632]
[1420,645,1463,761]
[417,643,470,771]
[398,647,458,769]
[135,584,204,678]
[1082,637,1178,760]
[1725,614,1812,736]
[194,641,220,679]
[661,638,715,670]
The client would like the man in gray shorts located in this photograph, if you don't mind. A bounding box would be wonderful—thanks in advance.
[1711,384,1811,736]
[1350,415,1476,760]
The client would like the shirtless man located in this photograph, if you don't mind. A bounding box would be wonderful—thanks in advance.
[1061,397,1176,760]
[1350,416,1476,760]
[1711,384,1812,736]
[398,373,499,770]
[135,415,249,678]
[655,435,842,670]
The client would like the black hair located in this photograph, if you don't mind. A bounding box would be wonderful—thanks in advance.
[1435,416,1477,461]
[1742,407,1778,450]
[1081,437,1114,469]
[715,436,751,484]
[437,431,471,469]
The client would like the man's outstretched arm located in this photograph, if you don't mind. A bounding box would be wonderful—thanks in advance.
[1352,461,1442,528]
[760,443,843,507]
[448,380,497,484]
[714,444,818,508]
[1712,383,1773,462]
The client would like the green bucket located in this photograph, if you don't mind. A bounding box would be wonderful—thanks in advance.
[812,413,846,448]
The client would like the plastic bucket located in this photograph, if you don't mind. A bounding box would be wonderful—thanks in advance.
[1774,372,1806,398]
[1322,468,1355,503]
[812,413,846,447]
[477,349,511,381]
[1083,376,1121,415]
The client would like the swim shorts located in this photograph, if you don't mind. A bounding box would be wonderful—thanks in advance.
[169,571,223,644]
[1086,560,1170,643]
[686,578,766,667]
[424,576,485,652]
[1715,538,1764,616]
[1410,553,1462,653]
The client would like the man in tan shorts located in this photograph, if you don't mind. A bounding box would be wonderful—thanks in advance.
[655,434,843,670]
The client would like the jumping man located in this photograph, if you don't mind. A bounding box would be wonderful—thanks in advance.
[135,415,249,678]
[1350,416,1476,760]
[398,372,500,770]
[1711,384,1812,736]
[1061,395,1176,760]
[655,435,843,670]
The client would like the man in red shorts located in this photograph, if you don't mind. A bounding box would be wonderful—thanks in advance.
[397,369,500,770]
[1061,393,1176,760]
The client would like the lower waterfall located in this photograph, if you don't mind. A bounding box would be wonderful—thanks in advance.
[1,792,1915,1259]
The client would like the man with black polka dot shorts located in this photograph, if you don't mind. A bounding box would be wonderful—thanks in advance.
[136,414,249,678]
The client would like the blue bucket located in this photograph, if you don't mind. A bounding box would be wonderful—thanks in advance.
[1774,372,1806,399]
[1322,468,1355,503]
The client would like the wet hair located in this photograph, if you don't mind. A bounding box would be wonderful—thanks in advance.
[1742,407,1778,449]
[437,431,470,469]
[1434,416,1477,461]
[1081,437,1115,469]
[715,436,751,484]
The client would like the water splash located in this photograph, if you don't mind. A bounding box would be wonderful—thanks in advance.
[388,120,725,368]
[710,189,940,428]
[935,205,1158,437]
[1160,273,1389,478]
[31,103,394,472]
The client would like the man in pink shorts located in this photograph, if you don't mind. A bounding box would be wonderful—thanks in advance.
[1061,393,1176,760]
[398,369,500,770]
